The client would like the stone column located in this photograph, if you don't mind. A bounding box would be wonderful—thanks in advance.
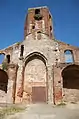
[7,80,13,103]
[53,66,62,104]
[60,50,65,63]
[47,65,53,104]
[7,64,18,103]
[15,61,24,103]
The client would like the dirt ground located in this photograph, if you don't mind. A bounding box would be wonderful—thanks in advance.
[3,103,79,119]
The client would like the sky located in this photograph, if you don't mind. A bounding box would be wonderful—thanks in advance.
[0,0,79,51]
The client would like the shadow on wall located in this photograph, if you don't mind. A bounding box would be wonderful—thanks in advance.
[0,69,8,93]
[62,64,79,89]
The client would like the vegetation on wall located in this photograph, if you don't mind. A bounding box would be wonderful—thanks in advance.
[34,14,42,20]
[16,42,21,45]
[2,61,8,71]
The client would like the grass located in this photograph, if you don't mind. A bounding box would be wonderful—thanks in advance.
[0,106,25,119]
[71,101,77,104]
[57,102,66,107]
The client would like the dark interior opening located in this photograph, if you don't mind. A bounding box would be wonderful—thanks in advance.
[35,9,40,14]
[32,25,35,29]
[62,64,79,89]
[50,26,52,31]
[49,14,51,19]
[6,55,10,63]
[0,69,8,93]
[34,9,42,20]
[37,31,41,33]
[20,45,24,57]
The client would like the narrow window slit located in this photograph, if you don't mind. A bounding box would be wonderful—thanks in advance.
[20,45,24,57]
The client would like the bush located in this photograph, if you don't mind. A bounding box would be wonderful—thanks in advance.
[34,14,42,20]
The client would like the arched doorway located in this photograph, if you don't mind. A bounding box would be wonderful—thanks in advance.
[0,69,8,103]
[23,53,47,103]
[62,64,79,103]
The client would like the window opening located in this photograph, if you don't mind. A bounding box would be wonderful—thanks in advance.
[6,55,10,63]
[20,45,24,57]
[64,50,74,63]
[35,9,40,14]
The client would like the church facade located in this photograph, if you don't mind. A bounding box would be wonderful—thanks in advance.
[0,6,79,105]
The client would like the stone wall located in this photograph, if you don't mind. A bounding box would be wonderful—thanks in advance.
[7,64,18,103]
[0,7,79,105]
[58,41,79,63]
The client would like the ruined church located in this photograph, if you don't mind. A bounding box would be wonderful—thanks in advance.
[0,6,79,105]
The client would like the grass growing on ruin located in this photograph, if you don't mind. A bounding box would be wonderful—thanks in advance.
[0,106,25,119]
[57,102,66,107]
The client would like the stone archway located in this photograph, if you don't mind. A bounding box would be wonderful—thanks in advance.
[62,64,79,103]
[23,53,47,103]
[0,69,8,103]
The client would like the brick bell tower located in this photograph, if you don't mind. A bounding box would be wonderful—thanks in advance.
[24,6,54,39]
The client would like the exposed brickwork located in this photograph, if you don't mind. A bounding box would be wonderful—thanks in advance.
[53,66,62,104]
[24,7,54,39]
[0,6,79,105]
